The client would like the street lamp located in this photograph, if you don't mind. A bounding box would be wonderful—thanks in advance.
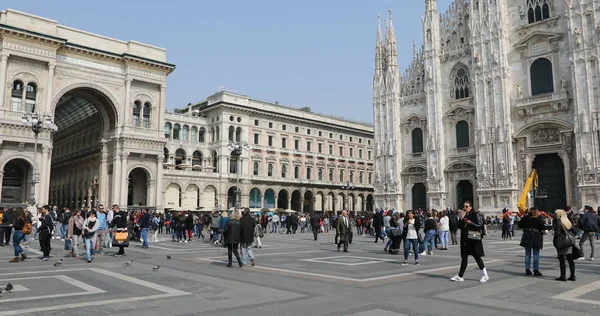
[227,141,250,210]
[341,181,354,211]
[22,112,58,206]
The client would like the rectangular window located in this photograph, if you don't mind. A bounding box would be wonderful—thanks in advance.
[307,129,311,135]
[11,97,21,112]
[295,127,299,133]
[350,136,353,142]
[294,139,299,150]
[269,122,273,128]
[268,136,274,147]
[349,148,353,157]
[368,140,371,145]
[329,145,333,155]
[339,146,344,156]
[254,133,259,145]
[329,133,333,138]
[282,124,286,131]
[359,149,363,159]
[306,141,311,152]
[319,131,322,137]
[318,143,323,153]
[339,135,343,141]
[368,151,372,160]
[282,138,287,148]
[359,138,362,144]
[254,119,259,126]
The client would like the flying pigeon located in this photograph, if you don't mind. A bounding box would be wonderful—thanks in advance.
[166,255,171,260]
[123,260,133,267]
[5,283,13,293]
[54,259,63,267]
[152,265,160,271]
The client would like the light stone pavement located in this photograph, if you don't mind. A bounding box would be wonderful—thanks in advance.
[0,228,598,316]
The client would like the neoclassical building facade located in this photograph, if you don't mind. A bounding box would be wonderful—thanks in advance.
[0,9,375,213]
[162,91,375,213]
[373,0,599,213]
[0,9,173,210]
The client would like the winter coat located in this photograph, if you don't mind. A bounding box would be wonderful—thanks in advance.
[458,210,485,257]
[553,220,573,256]
[518,215,546,249]
[223,219,242,244]
[240,214,255,244]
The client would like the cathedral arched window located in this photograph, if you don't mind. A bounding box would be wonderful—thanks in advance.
[294,166,300,179]
[199,127,206,143]
[143,102,151,128]
[530,58,554,95]
[253,161,260,176]
[318,168,323,181]
[164,122,172,139]
[235,127,242,142]
[25,83,37,113]
[173,124,181,140]
[527,0,551,24]
[175,148,186,166]
[11,80,23,112]
[281,164,287,178]
[132,101,141,127]
[182,125,189,141]
[411,128,424,153]
[456,121,470,148]
[190,126,198,142]
[454,68,469,99]
[192,150,202,167]
[306,167,312,180]
[228,126,235,141]
[267,163,273,177]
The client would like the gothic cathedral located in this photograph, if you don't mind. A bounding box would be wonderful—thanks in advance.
[373,0,599,214]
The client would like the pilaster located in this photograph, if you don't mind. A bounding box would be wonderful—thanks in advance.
[0,52,9,109]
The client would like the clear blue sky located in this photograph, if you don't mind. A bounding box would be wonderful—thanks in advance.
[7,0,453,124]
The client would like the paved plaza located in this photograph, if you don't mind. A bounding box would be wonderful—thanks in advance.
[0,230,599,316]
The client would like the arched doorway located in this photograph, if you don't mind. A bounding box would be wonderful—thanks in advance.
[249,188,261,208]
[277,189,289,209]
[326,192,335,213]
[412,183,427,211]
[50,87,118,207]
[1,159,31,204]
[183,184,200,209]
[337,193,345,211]
[264,189,275,208]
[357,194,364,212]
[348,193,355,211]
[315,192,325,213]
[165,183,182,208]
[201,185,217,210]
[127,168,149,207]
[533,153,566,212]
[303,191,314,213]
[227,186,239,209]
[456,180,473,209]
[291,190,302,212]
[366,194,374,212]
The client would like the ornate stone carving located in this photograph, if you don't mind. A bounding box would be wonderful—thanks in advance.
[531,128,560,144]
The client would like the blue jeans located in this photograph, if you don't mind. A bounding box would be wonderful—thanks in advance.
[524,246,540,270]
[85,238,94,261]
[141,228,149,247]
[271,222,278,233]
[419,229,436,253]
[239,242,255,265]
[13,230,25,257]
[60,224,68,239]
[404,238,419,261]
[439,231,449,248]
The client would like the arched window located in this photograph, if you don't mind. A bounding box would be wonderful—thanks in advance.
[190,127,198,142]
[339,170,345,182]
[182,125,189,141]
[454,68,469,99]
[163,148,169,163]
[11,80,23,111]
[359,172,364,184]
[212,150,218,173]
[527,0,551,24]
[329,169,334,181]
[173,124,181,140]
[253,161,260,176]
[25,83,36,113]
[235,127,242,142]
[143,102,151,128]
[164,122,172,139]
[133,101,142,127]
[192,150,202,167]
[281,165,287,178]
[267,163,273,177]
[349,171,354,183]
[412,128,424,153]
[456,120,470,148]
[228,126,235,141]
[211,127,215,142]
[306,167,311,180]
[294,166,300,179]
[530,58,554,95]
[318,168,323,181]
[199,127,206,142]
[215,127,220,141]
[175,148,186,165]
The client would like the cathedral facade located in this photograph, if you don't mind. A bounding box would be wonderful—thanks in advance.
[373,0,599,214]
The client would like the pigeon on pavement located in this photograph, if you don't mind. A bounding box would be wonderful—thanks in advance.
[5,283,13,293]
[54,259,63,267]
[123,260,133,267]
[166,255,171,260]
[152,265,160,271]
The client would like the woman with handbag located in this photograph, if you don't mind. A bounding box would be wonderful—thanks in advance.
[82,211,99,263]
[553,209,576,281]
[223,211,243,268]
[518,207,546,276]
[451,201,489,283]
[67,209,84,259]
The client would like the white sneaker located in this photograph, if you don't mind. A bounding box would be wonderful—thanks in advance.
[577,257,586,260]
[419,251,427,256]
[589,257,595,261]
[480,274,489,283]
[450,275,464,282]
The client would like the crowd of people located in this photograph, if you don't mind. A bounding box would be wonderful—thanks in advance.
[1,202,599,282]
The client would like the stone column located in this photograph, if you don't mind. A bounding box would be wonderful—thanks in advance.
[39,144,50,204]
[287,196,292,211]
[123,78,132,127]
[261,193,265,208]
[156,155,164,210]
[274,195,279,208]
[120,152,130,205]
[158,84,166,135]
[559,151,573,206]
[98,140,109,206]
[0,171,4,203]
[112,148,122,205]
[44,61,56,115]
[147,179,156,208]
[0,52,9,108]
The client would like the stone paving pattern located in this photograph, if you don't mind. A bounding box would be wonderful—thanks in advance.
[0,229,598,316]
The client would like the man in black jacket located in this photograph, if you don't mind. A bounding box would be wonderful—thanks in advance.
[310,214,320,241]
[240,208,256,266]
[373,210,384,243]
[1,208,14,246]
[578,206,600,261]
[38,205,54,261]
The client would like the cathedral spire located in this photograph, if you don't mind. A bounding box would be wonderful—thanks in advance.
[426,0,437,12]
[386,10,398,69]
[375,14,384,74]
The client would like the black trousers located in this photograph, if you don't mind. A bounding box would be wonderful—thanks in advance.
[2,226,13,244]
[337,233,349,252]
[312,226,319,240]
[558,254,575,278]
[458,254,485,277]
[39,230,51,257]
[227,243,242,265]
[374,227,383,242]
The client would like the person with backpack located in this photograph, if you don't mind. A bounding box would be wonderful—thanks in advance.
[578,205,600,261]
[9,207,29,262]
[38,205,54,261]
[451,201,489,283]
[151,213,160,242]
[448,211,459,245]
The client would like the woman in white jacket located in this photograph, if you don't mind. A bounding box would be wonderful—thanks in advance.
[82,211,100,263]
[439,211,450,250]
